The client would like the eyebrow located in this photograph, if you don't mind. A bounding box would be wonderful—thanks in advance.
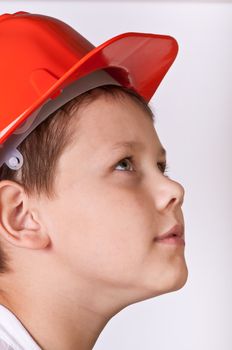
[111,141,166,157]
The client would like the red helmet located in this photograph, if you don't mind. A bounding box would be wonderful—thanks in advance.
[0,11,178,170]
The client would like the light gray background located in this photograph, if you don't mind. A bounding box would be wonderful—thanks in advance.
[1,1,231,349]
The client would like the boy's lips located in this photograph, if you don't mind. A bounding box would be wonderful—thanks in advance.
[154,223,184,241]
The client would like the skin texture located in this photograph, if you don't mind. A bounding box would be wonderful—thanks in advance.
[0,93,188,350]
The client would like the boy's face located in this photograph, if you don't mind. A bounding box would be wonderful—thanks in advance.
[39,93,188,305]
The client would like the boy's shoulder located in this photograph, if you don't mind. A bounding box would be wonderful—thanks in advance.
[0,304,41,350]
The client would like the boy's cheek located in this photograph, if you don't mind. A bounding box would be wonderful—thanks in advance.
[43,177,153,264]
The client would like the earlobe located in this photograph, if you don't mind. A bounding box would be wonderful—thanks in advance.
[0,180,50,249]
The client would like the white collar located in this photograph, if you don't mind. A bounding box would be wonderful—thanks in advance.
[0,304,42,350]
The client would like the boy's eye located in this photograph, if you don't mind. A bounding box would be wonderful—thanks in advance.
[158,161,169,177]
[114,156,170,177]
[115,157,134,172]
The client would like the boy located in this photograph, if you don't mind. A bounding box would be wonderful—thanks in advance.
[0,11,188,350]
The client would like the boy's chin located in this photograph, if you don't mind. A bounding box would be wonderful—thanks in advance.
[107,265,189,312]
[164,264,189,294]
[159,264,188,297]
[139,263,189,301]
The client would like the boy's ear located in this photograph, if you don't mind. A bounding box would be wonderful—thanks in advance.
[0,180,50,249]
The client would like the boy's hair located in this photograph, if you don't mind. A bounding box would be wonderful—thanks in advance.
[0,84,154,274]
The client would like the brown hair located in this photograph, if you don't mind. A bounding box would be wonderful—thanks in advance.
[0,84,154,274]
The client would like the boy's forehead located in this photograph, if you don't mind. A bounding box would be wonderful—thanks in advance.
[76,94,153,132]
[70,94,162,153]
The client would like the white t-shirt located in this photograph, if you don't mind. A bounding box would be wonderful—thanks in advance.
[0,304,42,350]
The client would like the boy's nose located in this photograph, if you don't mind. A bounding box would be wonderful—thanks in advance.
[153,177,185,213]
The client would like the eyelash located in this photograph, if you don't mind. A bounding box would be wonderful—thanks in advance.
[115,156,170,177]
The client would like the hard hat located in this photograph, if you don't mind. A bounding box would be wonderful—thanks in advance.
[0,11,179,171]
